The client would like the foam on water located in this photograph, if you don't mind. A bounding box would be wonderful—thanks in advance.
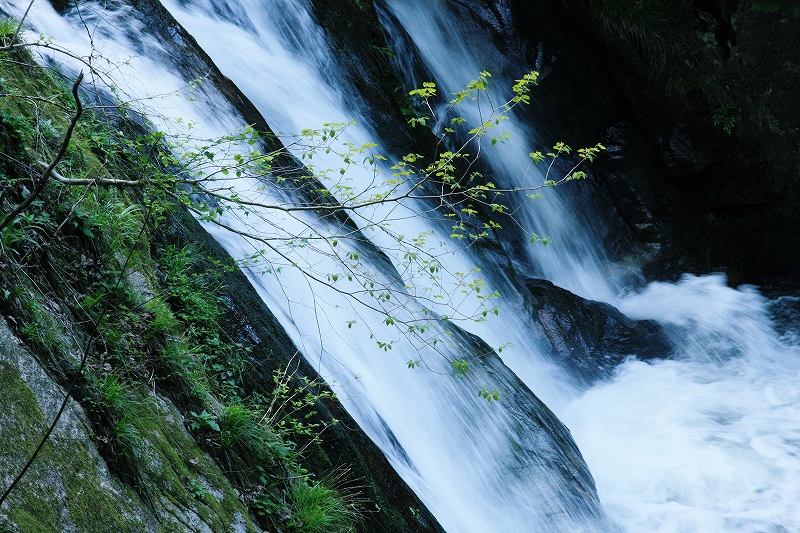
[563,275,800,532]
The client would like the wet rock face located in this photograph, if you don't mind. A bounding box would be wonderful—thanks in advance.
[443,326,616,532]
[594,122,715,279]
[730,7,800,171]
[158,208,446,533]
[308,0,421,156]
[456,0,800,282]
[0,320,256,533]
[524,279,672,385]
[763,278,800,344]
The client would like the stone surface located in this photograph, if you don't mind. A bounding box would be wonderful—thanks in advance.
[524,278,672,385]
[480,0,800,283]
[0,319,258,533]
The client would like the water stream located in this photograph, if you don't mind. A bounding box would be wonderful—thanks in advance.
[374,3,800,530]
[3,0,799,531]
[567,275,800,532]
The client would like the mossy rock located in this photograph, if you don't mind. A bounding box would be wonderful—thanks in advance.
[0,319,257,533]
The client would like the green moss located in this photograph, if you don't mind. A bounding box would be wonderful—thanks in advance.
[0,362,146,532]
[750,0,800,16]
[132,402,258,532]
[0,361,44,431]
[0,366,254,532]
[56,441,142,533]
[6,486,61,533]
[0,364,54,533]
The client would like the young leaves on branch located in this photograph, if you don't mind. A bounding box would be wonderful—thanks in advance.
[0,39,603,382]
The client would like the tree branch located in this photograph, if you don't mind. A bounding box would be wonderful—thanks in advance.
[9,0,34,45]
[34,160,142,187]
[0,71,84,233]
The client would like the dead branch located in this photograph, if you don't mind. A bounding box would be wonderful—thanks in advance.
[34,160,142,187]
[0,71,83,233]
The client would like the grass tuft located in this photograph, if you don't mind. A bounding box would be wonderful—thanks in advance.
[217,403,281,484]
[592,0,697,70]
[288,475,362,533]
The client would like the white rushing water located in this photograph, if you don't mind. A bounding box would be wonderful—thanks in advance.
[565,275,800,533]
[4,0,800,531]
[150,0,608,530]
[4,0,605,531]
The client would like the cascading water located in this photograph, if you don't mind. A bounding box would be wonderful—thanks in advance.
[144,0,613,530]
[3,1,610,531]
[3,0,799,532]
[377,0,621,304]
[377,2,800,532]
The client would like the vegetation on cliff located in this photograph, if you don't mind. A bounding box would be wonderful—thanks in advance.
[0,1,613,528]
[0,22,362,533]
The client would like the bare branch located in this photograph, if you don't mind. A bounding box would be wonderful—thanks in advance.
[0,92,72,112]
[34,160,142,187]
[0,71,84,233]
[10,0,34,45]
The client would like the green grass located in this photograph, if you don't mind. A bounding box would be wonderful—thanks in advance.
[1,29,363,533]
[89,374,147,484]
[288,477,361,533]
[95,373,139,417]
[592,0,697,70]
[217,403,282,484]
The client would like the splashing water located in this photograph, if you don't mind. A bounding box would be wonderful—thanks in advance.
[564,275,800,533]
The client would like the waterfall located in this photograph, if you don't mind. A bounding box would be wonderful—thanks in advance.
[3,0,799,532]
[368,4,800,530]
[377,0,619,303]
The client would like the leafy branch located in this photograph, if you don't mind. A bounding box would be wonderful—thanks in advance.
[0,18,604,372]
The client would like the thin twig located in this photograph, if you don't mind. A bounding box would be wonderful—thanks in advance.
[10,0,34,45]
[0,71,84,233]
[0,93,72,112]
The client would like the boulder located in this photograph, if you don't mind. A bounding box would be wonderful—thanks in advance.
[524,278,672,385]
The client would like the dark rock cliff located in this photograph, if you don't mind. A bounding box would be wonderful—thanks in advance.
[438,0,800,283]
[545,0,799,282]
[158,207,446,533]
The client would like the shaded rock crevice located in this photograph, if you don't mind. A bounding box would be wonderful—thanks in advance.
[524,278,672,385]
[453,0,800,283]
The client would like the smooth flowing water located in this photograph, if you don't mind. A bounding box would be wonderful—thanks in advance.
[377,0,621,303]
[4,1,607,531]
[3,0,799,531]
[148,0,609,530]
